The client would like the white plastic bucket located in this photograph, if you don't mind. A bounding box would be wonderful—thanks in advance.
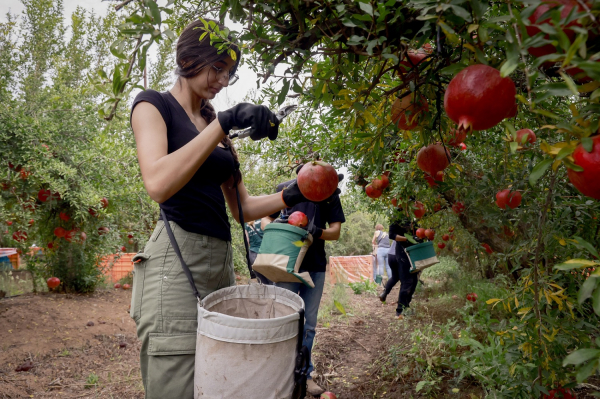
[194,284,305,399]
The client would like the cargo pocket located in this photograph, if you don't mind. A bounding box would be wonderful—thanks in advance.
[147,332,197,355]
[130,252,151,321]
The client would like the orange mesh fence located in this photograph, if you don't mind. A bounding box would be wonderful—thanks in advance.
[99,253,136,283]
[328,255,373,284]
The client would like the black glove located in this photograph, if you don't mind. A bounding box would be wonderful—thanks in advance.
[217,103,279,140]
[413,236,424,244]
[280,180,342,208]
[308,224,323,240]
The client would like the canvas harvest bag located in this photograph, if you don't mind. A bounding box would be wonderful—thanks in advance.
[251,223,315,288]
[160,209,309,399]
[404,241,440,273]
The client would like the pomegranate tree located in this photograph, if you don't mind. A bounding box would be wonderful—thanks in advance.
[391,93,429,131]
[417,144,451,176]
[567,135,600,200]
[444,64,516,132]
[297,161,339,201]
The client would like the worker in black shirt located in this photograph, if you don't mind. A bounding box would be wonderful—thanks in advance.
[379,210,420,318]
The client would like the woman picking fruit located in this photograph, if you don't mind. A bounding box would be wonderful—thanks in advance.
[129,19,314,399]
[371,223,392,283]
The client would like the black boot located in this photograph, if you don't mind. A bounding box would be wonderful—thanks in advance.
[379,292,387,303]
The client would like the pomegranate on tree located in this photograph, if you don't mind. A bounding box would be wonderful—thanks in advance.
[413,201,426,218]
[59,212,70,221]
[495,189,522,209]
[47,277,60,289]
[417,144,451,176]
[542,387,575,399]
[447,128,467,147]
[400,43,433,71]
[38,189,51,202]
[391,198,399,208]
[425,229,435,240]
[515,129,536,145]
[365,184,383,199]
[437,242,446,249]
[442,234,450,241]
[482,243,493,254]
[567,135,600,200]
[452,201,465,214]
[444,64,516,133]
[415,228,426,239]
[297,161,339,202]
[100,197,109,209]
[526,0,581,58]
[371,178,384,190]
[459,142,467,151]
[391,93,429,131]
[12,231,28,242]
[288,211,308,228]
[379,174,389,189]
[54,227,67,238]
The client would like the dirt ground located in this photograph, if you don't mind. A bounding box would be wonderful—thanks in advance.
[0,277,596,398]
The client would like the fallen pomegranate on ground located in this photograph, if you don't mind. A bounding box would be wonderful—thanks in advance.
[288,211,308,228]
[114,283,122,289]
[320,392,337,399]
[122,284,131,290]
[297,161,339,202]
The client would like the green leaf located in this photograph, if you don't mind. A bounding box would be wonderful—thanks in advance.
[529,158,553,186]
[555,259,599,270]
[334,299,346,315]
[593,287,600,316]
[556,144,575,161]
[277,80,290,106]
[449,5,471,21]
[578,277,598,304]
[439,63,466,76]
[510,141,518,154]
[558,71,578,95]
[416,381,428,392]
[358,2,373,16]
[572,236,600,259]
[582,137,594,153]
[146,0,161,24]
[576,358,599,383]
[405,233,417,244]
[563,349,600,366]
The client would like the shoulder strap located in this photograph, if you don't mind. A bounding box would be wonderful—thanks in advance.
[230,149,255,279]
[161,209,201,302]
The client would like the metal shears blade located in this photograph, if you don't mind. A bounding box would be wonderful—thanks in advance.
[229,104,298,139]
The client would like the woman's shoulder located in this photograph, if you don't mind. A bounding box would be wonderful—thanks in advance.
[131,90,172,125]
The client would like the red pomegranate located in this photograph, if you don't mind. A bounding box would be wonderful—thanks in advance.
[114,283,122,289]
[496,189,522,209]
[64,230,77,243]
[400,43,433,71]
[447,128,467,147]
[516,129,536,145]
[425,229,435,240]
[38,189,51,202]
[433,203,442,212]
[437,242,446,249]
[288,211,308,228]
[459,142,467,151]
[442,234,450,241]
[505,102,518,119]
[98,226,110,235]
[543,387,575,399]
[566,62,598,84]
[452,201,465,214]
[526,0,581,58]
[54,227,67,238]
[413,201,426,218]
[416,228,426,239]
[12,231,28,242]
[379,174,389,189]
[391,93,429,131]
[47,277,60,289]
[482,243,493,254]
[59,212,70,222]
[444,64,516,132]
[100,197,109,209]
[503,226,515,237]
[297,161,339,202]
[365,184,383,199]
[372,178,384,190]
[417,144,451,176]
[567,135,600,200]
[391,198,398,207]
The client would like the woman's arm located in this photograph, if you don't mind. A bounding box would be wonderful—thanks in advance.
[131,102,225,203]
[321,222,342,241]
[389,223,408,242]
[221,177,287,223]
[371,231,380,245]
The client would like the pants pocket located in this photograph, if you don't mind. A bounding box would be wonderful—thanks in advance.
[146,332,196,399]
[130,252,151,321]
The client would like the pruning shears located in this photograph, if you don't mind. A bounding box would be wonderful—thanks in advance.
[229,104,298,139]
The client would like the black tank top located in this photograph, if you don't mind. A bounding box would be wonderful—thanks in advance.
[131,90,235,241]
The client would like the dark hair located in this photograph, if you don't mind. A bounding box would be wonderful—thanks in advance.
[176,19,242,182]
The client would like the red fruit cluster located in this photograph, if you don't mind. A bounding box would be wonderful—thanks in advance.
[452,202,465,214]
[542,387,575,399]
[495,189,522,209]
[12,231,28,242]
[466,292,478,302]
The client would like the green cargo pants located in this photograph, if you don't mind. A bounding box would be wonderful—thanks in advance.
[130,220,235,399]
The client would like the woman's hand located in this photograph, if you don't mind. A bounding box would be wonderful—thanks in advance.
[217,103,279,140]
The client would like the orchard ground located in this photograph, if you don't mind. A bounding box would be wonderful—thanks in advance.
[1,264,599,399]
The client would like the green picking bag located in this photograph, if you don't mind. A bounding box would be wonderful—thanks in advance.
[405,241,439,273]
[252,223,315,288]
